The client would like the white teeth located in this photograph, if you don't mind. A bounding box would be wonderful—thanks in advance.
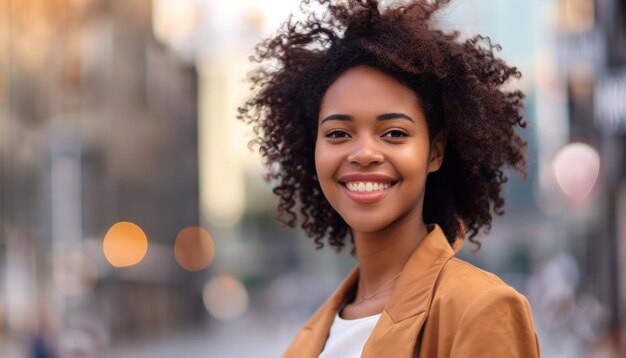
[345,182,391,192]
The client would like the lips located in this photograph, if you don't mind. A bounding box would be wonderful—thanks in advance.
[338,173,398,185]
[338,173,399,204]
[345,181,391,192]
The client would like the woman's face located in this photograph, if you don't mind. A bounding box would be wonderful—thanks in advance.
[315,65,445,234]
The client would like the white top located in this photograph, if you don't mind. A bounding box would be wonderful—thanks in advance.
[319,311,382,358]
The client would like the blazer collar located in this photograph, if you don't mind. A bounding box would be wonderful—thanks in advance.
[283,224,459,357]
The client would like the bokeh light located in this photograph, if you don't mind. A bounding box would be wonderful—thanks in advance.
[202,274,249,321]
[152,0,200,47]
[53,252,98,296]
[174,226,215,272]
[552,142,600,204]
[102,221,149,268]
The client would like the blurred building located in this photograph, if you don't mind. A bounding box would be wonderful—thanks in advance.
[1,0,625,357]
[0,0,201,355]
[555,0,626,352]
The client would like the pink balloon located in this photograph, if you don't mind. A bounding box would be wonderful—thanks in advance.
[552,143,600,204]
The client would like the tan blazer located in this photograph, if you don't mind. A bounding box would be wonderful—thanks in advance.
[283,224,540,357]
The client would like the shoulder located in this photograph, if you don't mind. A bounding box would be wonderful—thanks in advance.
[433,257,518,305]
[422,257,540,357]
[442,257,506,286]
[427,257,536,333]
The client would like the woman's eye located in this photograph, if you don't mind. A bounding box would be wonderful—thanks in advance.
[383,130,408,138]
[325,130,349,139]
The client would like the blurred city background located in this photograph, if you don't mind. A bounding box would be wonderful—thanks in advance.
[0,0,624,357]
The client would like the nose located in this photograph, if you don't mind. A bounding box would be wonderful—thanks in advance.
[347,137,384,167]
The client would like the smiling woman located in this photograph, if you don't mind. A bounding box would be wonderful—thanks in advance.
[239,0,539,357]
[315,66,444,237]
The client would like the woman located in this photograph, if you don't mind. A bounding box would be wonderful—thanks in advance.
[239,0,540,356]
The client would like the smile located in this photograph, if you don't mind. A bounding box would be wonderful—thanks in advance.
[339,181,398,204]
[344,182,392,192]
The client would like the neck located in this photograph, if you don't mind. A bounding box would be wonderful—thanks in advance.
[352,213,430,298]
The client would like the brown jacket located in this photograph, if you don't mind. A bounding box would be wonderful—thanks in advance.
[284,224,540,357]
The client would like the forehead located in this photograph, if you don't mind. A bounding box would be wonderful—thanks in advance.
[319,65,422,117]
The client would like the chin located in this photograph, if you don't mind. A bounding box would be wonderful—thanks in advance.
[342,215,393,234]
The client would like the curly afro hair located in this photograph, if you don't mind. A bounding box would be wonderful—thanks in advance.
[238,0,527,252]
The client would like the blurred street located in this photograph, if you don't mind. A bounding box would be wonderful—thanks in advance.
[1,0,625,357]
[100,315,299,358]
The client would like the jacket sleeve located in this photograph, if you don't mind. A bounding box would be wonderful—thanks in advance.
[449,285,540,357]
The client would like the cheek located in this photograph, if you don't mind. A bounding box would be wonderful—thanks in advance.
[314,140,323,176]
[314,140,334,176]
[314,142,334,205]
[394,145,431,179]
[314,141,342,193]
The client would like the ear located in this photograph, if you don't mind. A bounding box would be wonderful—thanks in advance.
[427,131,446,173]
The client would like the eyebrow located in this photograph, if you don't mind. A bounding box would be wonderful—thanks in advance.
[320,112,415,124]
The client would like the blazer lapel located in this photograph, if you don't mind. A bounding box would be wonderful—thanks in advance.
[283,224,459,358]
[362,224,456,357]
